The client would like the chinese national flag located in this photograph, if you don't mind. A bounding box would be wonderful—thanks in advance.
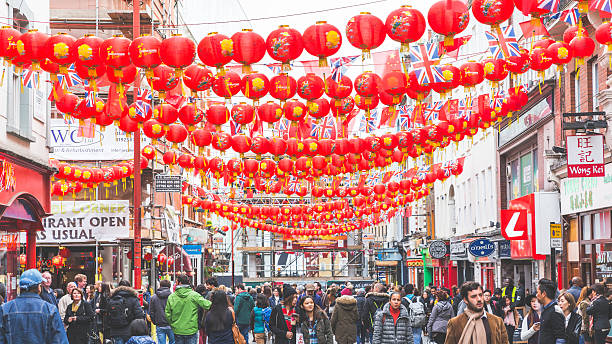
[439,99,458,121]
[439,35,471,59]
[519,19,550,38]
[372,50,401,76]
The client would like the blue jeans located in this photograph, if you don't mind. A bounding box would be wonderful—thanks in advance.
[356,323,363,344]
[413,327,422,344]
[239,324,250,344]
[111,338,125,344]
[157,326,175,344]
[174,333,198,344]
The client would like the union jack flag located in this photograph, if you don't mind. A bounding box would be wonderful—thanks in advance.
[236,174,249,189]
[85,91,96,107]
[275,118,290,136]
[330,55,359,82]
[230,119,243,135]
[366,171,381,185]
[138,88,152,102]
[491,90,506,109]
[562,7,580,25]
[360,109,378,133]
[423,101,443,123]
[58,64,83,88]
[21,68,38,89]
[458,98,472,119]
[396,105,413,131]
[311,114,337,139]
[484,25,521,59]
[266,63,283,75]
[132,100,151,120]
[286,176,301,193]
[408,43,443,85]
[593,0,612,13]
[537,0,560,13]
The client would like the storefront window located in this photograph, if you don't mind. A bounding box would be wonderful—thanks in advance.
[582,215,592,254]
[593,211,611,240]
[510,159,520,200]
[520,152,533,195]
[533,148,539,192]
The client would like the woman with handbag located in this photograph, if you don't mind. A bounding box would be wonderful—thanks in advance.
[205,290,236,344]
[64,288,95,344]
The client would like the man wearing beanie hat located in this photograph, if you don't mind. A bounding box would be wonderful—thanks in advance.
[270,284,298,344]
[0,269,68,343]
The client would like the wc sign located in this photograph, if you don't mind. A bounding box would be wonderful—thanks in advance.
[501,209,528,240]
[566,135,605,178]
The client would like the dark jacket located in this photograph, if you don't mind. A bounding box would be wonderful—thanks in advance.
[204,309,234,344]
[106,286,145,340]
[41,287,58,307]
[234,291,255,326]
[586,295,611,331]
[372,303,414,344]
[426,299,454,334]
[566,311,582,344]
[539,301,567,344]
[451,294,462,315]
[270,304,296,344]
[485,300,503,318]
[0,292,68,344]
[298,308,333,344]
[361,292,389,332]
[269,296,282,309]
[64,300,94,344]
[331,295,359,344]
[149,287,171,327]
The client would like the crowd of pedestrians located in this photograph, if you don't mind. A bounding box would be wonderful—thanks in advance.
[0,269,610,344]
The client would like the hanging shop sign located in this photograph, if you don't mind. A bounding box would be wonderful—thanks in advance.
[566,135,605,178]
[596,251,612,280]
[164,205,182,245]
[154,175,183,193]
[560,163,612,215]
[37,200,130,243]
[183,245,202,256]
[499,96,552,147]
[428,240,448,259]
[501,209,528,240]
[497,240,511,259]
[48,119,149,161]
[468,238,496,257]
[450,241,468,260]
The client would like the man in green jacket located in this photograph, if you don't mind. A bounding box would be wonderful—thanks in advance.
[234,284,255,344]
[165,274,212,344]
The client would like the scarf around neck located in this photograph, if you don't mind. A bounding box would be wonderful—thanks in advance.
[458,307,487,344]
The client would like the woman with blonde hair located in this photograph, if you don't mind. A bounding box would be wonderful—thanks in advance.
[577,286,593,344]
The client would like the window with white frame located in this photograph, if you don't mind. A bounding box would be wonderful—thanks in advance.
[591,61,599,109]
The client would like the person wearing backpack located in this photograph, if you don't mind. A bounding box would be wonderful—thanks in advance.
[149,279,174,344]
[331,288,359,344]
[251,294,270,344]
[426,290,454,344]
[106,280,145,344]
[234,284,255,344]
[406,290,427,344]
[361,283,389,344]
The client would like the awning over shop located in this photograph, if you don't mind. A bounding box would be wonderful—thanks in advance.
[375,260,398,267]
[0,194,47,232]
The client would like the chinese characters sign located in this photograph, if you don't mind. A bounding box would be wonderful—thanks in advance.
[566,135,605,178]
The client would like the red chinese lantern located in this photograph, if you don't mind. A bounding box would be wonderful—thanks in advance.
[231,134,252,157]
[154,103,179,130]
[548,41,573,69]
[242,72,269,102]
[126,100,152,126]
[297,73,325,104]
[178,104,205,130]
[471,0,514,28]
[385,6,426,51]
[258,101,283,127]
[302,21,343,66]
[354,71,381,105]
[141,144,156,160]
[266,25,304,70]
[570,35,595,66]
[427,0,470,45]
[129,35,162,78]
[198,32,234,73]
[231,103,255,125]
[330,96,355,117]
[345,12,386,56]
[165,124,189,148]
[100,34,131,78]
[149,64,179,99]
[16,29,49,69]
[529,45,553,76]
[355,94,379,116]
[45,32,76,72]
[595,23,612,52]
[160,33,196,76]
[71,34,103,68]
[211,71,242,99]
[142,119,166,143]
[231,29,266,73]
[0,26,22,62]
[56,93,80,116]
[269,73,297,102]
[269,137,287,156]
[325,75,353,106]
[183,64,214,96]
[459,61,484,89]
[307,98,330,120]
[381,70,407,103]
[482,58,508,86]
[52,255,64,268]
[118,115,139,134]
[190,128,213,154]
[283,99,307,122]
[505,47,531,75]
[18,254,26,267]
[162,151,178,166]
[157,253,167,264]
[206,103,230,127]
[74,62,106,90]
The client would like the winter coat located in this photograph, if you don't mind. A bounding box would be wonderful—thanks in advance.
[566,311,582,344]
[331,295,359,344]
[361,292,389,332]
[298,308,334,344]
[40,286,58,307]
[149,286,172,327]
[586,295,611,331]
[64,301,94,344]
[269,304,296,344]
[372,303,414,344]
[126,335,156,344]
[426,299,454,335]
[165,285,212,336]
[204,309,234,344]
[234,291,255,326]
[0,291,67,344]
[539,301,567,343]
[445,312,509,344]
[106,286,145,340]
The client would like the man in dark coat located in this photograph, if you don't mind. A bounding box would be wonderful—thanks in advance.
[361,283,389,344]
[354,289,366,344]
[536,278,567,344]
[106,280,145,344]
[586,283,611,344]
[149,279,174,344]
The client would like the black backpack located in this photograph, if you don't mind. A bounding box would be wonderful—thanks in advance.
[107,295,129,328]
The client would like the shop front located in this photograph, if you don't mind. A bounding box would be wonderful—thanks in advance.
[405,259,424,290]
[450,240,473,287]
[0,153,52,300]
[560,162,612,285]
[428,240,456,290]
